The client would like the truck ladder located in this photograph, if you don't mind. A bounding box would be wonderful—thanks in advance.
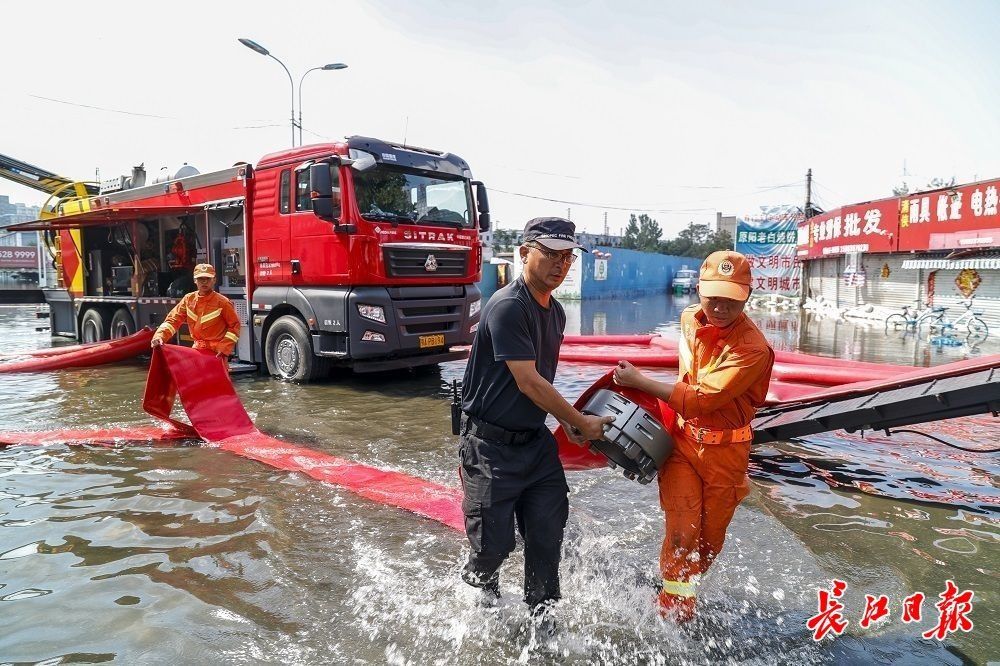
[0,152,98,197]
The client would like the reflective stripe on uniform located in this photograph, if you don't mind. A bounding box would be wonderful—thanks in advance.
[224,331,239,343]
[678,331,693,379]
[158,322,176,336]
[662,579,696,598]
[199,308,223,324]
[185,307,199,323]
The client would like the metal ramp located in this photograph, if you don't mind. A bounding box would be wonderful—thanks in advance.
[752,367,1000,443]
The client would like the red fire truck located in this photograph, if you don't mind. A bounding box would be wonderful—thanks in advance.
[3,137,490,381]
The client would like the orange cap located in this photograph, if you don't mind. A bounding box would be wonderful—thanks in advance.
[193,263,216,279]
[698,251,751,301]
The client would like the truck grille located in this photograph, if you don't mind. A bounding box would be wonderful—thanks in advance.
[384,247,468,277]
[396,301,461,335]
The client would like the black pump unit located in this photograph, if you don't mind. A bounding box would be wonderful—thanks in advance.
[581,389,674,484]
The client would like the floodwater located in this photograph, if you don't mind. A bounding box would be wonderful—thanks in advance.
[0,296,996,665]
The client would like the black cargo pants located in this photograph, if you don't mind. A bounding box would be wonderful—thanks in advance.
[459,426,570,608]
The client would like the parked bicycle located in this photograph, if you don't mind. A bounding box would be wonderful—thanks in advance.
[919,298,989,340]
[884,302,940,332]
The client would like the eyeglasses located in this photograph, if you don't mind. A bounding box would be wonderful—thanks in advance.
[527,243,578,265]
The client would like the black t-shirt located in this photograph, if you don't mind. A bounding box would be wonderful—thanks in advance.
[462,277,566,431]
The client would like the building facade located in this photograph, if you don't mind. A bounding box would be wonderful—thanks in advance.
[799,178,1000,329]
[715,212,737,239]
[0,195,44,288]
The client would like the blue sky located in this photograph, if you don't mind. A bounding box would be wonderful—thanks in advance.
[2,0,998,236]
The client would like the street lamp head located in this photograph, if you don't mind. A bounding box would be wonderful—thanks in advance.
[323,63,348,70]
[238,38,270,57]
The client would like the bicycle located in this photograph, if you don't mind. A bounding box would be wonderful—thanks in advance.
[920,298,989,340]
[884,302,940,332]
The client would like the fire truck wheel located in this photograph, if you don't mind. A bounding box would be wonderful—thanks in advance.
[265,315,330,382]
[80,309,108,343]
[110,308,136,339]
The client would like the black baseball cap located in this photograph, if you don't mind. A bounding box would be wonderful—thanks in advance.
[522,217,589,252]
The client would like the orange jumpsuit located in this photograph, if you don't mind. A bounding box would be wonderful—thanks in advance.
[658,304,774,619]
[153,290,241,356]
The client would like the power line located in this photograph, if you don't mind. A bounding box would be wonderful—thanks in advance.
[232,123,288,130]
[811,179,847,204]
[28,94,176,120]
[27,92,292,132]
[488,188,717,213]
[488,180,805,214]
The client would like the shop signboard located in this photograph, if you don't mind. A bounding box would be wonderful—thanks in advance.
[735,205,802,296]
[898,177,1000,251]
[0,246,38,269]
[797,198,899,258]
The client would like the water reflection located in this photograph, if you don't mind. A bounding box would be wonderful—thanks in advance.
[560,293,695,336]
[559,293,1000,364]
[1,301,997,664]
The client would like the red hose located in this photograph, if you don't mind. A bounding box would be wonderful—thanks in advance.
[0,338,112,359]
[562,334,656,345]
[0,328,154,374]
[142,345,466,531]
[4,332,992,533]
[770,362,898,386]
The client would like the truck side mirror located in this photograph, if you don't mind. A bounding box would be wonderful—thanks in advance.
[473,181,491,232]
[309,162,337,222]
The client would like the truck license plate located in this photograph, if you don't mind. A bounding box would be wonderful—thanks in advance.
[419,334,445,349]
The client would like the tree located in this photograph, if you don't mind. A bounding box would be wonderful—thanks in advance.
[622,215,641,249]
[491,228,518,252]
[702,229,733,255]
[660,222,733,259]
[636,214,663,251]
[622,213,663,252]
[893,176,956,197]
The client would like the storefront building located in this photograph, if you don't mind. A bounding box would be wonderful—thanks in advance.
[798,178,1000,329]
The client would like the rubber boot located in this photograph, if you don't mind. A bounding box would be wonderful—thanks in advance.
[658,590,696,623]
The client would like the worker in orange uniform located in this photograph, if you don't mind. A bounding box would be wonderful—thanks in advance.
[613,250,774,621]
[151,263,241,359]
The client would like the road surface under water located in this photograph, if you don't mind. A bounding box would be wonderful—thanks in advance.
[0,297,996,665]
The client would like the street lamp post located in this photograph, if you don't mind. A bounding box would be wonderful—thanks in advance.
[298,63,347,146]
[238,38,297,147]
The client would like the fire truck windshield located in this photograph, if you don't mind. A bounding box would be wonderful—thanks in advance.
[354,166,472,228]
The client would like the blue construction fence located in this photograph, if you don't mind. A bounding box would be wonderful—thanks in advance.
[478,248,696,301]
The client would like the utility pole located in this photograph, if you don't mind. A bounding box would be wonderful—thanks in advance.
[804,168,813,219]
[603,211,609,239]
[566,207,571,221]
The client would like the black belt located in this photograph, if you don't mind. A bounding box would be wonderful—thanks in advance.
[462,413,540,446]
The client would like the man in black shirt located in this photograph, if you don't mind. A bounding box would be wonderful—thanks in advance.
[460,217,612,623]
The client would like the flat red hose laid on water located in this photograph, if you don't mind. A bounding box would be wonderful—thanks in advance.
[562,334,656,345]
[0,339,108,359]
[558,335,906,385]
[142,345,466,531]
[0,328,154,373]
[3,330,995,531]
[761,353,1000,407]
